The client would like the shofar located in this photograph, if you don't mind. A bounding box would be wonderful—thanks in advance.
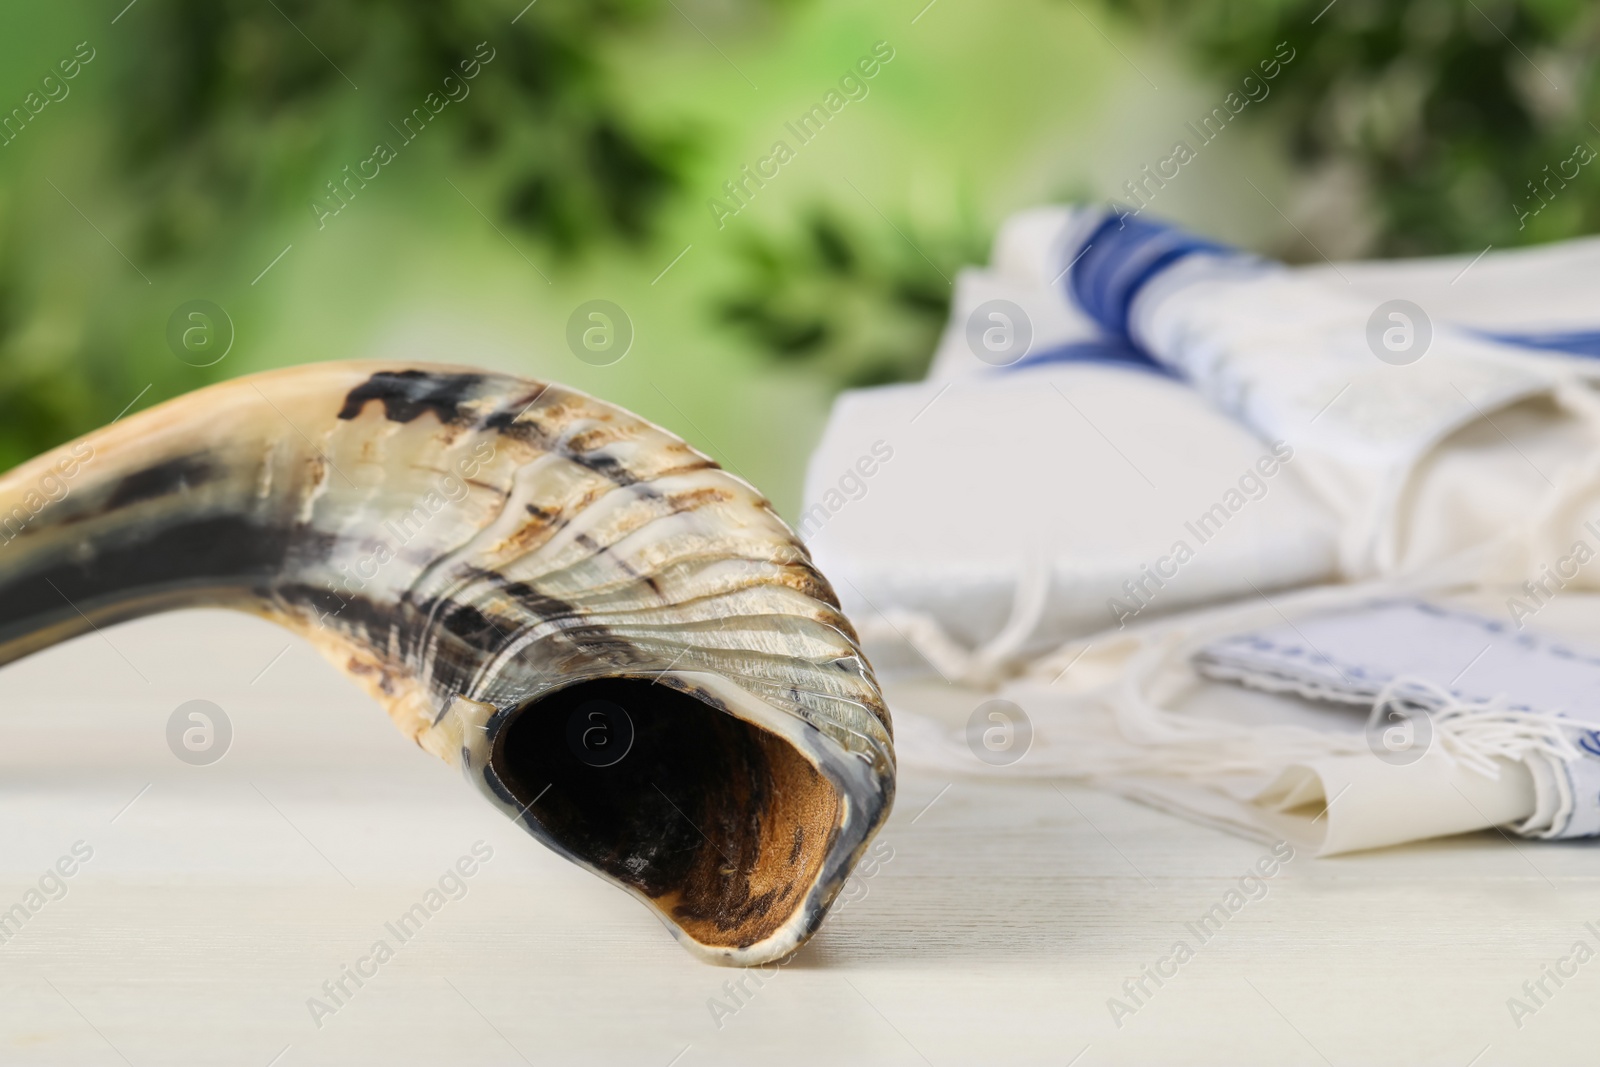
[0,362,895,965]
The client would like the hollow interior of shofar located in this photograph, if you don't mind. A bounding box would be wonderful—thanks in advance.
[491,677,843,951]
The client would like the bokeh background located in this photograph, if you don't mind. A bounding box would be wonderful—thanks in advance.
[1,0,1596,515]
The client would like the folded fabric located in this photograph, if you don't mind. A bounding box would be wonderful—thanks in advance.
[802,363,1340,679]
[813,204,1600,853]
[889,586,1600,855]
[923,206,1173,384]
[1196,597,1600,845]
[809,207,1348,679]
[812,208,1600,675]
[1055,209,1600,578]
[1299,233,1600,341]
[926,207,1600,383]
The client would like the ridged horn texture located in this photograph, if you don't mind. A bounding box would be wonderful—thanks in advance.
[0,361,895,964]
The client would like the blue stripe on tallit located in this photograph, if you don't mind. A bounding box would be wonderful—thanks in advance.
[1003,338,1176,378]
[1476,329,1600,358]
[1066,213,1234,341]
[991,212,1234,379]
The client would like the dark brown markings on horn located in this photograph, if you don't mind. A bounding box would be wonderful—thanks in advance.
[480,403,565,451]
[522,502,571,537]
[489,419,642,487]
[409,578,649,685]
[665,486,735,512]
[485,396,724,491]
[439,603,515,651]
[272,583,411,658]
[336,370,489,424]
[762,563,839,609]
[274,582,500,707]
[497,579,586,623]
[489,578,660,668]
[566,452,642,487]
[100,454,219,511]
[0,515,292,657]
[574,532,640,577]
[412,571,591,649]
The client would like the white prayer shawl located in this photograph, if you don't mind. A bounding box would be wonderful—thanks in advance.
[806,206,1600,855]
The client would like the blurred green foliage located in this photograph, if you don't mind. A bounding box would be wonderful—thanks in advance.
[0,0,1597,483]
[0,0,700,470]
[723,0,1600,388]
[118,0,687,263]
[1105,0,1600,255]
[716,206,986,388]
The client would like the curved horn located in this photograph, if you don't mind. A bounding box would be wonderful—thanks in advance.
[0,362,895,965]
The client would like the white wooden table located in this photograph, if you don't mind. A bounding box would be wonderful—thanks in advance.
[1,610,1593,1065]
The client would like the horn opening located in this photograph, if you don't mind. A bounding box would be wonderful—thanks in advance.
[489,676,847,955]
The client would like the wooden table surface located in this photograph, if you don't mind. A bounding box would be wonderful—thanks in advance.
[1,610,1594,1066]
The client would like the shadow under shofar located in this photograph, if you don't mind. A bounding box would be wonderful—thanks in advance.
[0,361,895,965]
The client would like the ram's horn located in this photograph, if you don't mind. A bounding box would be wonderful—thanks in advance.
[0,362,895,964]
